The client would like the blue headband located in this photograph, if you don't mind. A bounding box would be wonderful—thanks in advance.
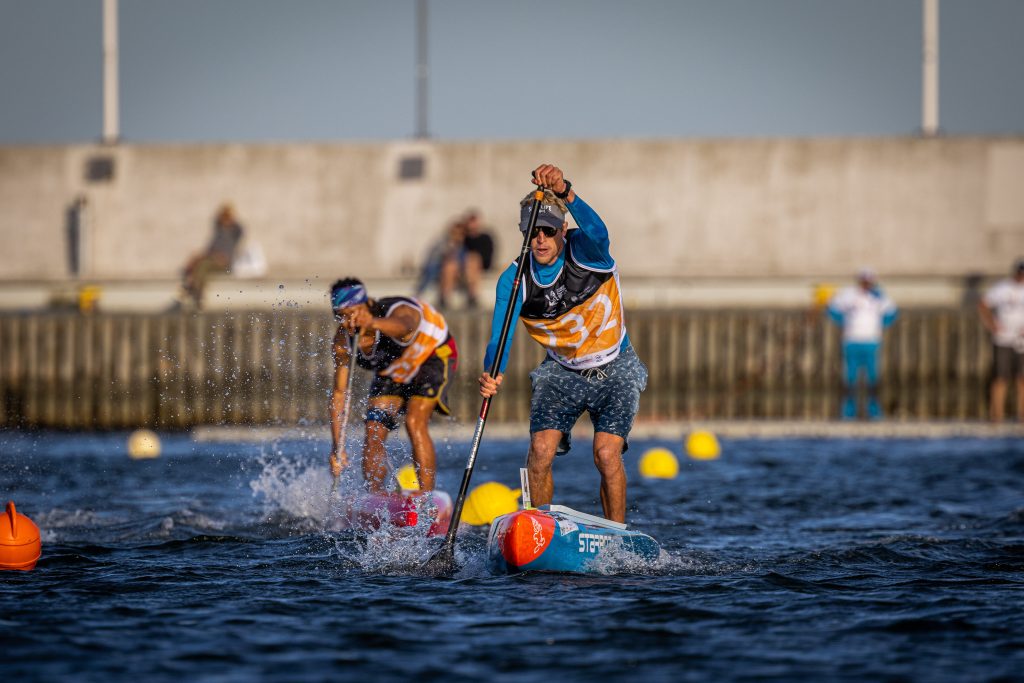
[331,284,367,309]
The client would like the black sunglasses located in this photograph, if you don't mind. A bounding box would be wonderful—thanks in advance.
[530,225,560,239]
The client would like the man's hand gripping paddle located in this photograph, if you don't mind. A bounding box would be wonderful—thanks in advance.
[419,187,547,576]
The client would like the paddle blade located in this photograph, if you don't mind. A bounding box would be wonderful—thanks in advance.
[418,542,459,577]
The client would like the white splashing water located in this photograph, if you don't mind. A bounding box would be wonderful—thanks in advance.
[249,451,337,522]
[32,508,111,543]
[348,525,439,574]
[587,536,708,575]
[248,450,475,574]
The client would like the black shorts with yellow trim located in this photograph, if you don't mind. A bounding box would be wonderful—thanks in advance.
[366,337,458,428]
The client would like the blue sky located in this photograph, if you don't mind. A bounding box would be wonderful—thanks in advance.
[0,0,1021,143]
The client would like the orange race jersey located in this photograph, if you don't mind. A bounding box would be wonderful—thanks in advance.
[483,194,631,374]
[518,240,627,370]
[356,296,451,383]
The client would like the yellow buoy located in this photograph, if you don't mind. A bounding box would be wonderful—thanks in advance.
[638,447,679,479]
[462,482,521,526]
[77,284,102,313]
[685,430,721,460]
[812,283,836,309]
[396,464,420,491]
[127,429,161,459]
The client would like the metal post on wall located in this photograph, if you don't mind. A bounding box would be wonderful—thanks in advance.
[415,0,429,139]
[921,0,939,137]
[102,0,120,144]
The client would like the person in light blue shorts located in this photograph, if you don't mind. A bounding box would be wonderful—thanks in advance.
[827,269,898,419]
[478,164,647,523]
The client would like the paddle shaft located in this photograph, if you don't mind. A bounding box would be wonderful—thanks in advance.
[331,331,361,494]
[435,189,546,555]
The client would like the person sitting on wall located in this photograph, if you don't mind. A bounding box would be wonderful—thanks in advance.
[177,203,245,309]
[827,268,898,420]
[438,210,495,310]
[414,220,466,307]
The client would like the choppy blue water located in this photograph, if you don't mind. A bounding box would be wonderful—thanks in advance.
[1,430,1022,682]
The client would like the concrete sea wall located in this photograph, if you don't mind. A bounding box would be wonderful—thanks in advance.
[1,137,1022,283]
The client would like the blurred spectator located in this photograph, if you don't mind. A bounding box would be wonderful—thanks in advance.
[416,211,496,310]
[961,272,984,309]
[827,268,898,420]
[414,220,466,306]
[177,203,245,309]
[439,210,495,310]
[978,258,1024,422]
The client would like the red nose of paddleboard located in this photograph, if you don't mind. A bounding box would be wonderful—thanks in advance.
[0,501,42,571]
[501,510,555,567]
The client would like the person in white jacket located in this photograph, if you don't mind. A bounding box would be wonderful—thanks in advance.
[827,269,898,419]
[978,258,1024,422]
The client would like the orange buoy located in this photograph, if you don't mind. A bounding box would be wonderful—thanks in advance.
[0,501,41,571]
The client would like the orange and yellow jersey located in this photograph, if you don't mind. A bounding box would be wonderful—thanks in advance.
[518,241,627,370]
[356,297,450,384]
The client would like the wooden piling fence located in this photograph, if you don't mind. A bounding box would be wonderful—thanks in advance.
[0,308,995,430]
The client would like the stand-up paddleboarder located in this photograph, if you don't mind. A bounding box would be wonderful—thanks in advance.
[329,278,458,492]
[477,165,648,523]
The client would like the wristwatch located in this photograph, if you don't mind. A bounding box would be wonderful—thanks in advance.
[554,179,572,200]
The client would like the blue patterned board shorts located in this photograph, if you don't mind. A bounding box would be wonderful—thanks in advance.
[529,345,648,452]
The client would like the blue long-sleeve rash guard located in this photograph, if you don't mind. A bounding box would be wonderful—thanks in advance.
[482,193,631,374]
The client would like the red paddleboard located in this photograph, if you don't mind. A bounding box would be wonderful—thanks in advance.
[344,490,453,537]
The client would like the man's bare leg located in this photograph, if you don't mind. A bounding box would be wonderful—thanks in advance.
[593,432,627,523]
[526,430,562,507]
[405,396,438,491]
[438,256,458,308]
[990,378,1007,422]
[463,252,483,307]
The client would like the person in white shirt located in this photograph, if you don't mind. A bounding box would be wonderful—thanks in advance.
[827,269,898,419]
[978,258,1024,422]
